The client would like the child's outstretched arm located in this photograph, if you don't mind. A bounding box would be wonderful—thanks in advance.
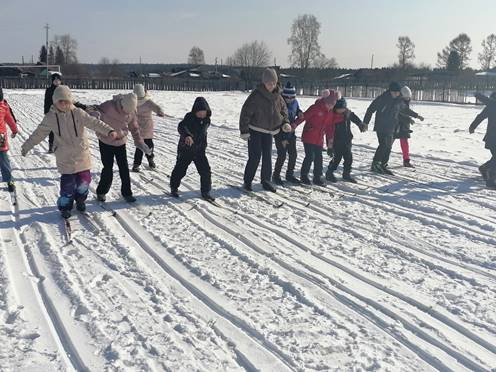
[79,109,116,137]
[469,107,489,134]
[21,115,52,156]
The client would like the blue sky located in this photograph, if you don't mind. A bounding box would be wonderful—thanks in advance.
[1,0,495,68]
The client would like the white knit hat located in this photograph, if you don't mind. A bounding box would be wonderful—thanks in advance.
[401,86,412,99]
[53,85,73,103]
[133,84,146,99]
[120,93,138,114]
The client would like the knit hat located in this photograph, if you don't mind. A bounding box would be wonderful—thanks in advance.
[51,73,62,82]
[323,90,340,106]
[282,82,296,98]
[52,85,73,103]
[321,89,330,98]
[262,68,278,84]
[120,93,138,114]
[389,82,402,92]
[192,96,212,117]
[133,84,146,99]
[401,86,412,99]
[334,97,347,110]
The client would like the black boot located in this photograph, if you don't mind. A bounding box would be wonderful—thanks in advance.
[313,177,325,186]
[343,172,357,183]
[243,182,252,192]
[381,163,394,175]
[61,210,71,219]
[403,159,415,168]
[286,174,301,184]
[148,159,156,170]
[479,164,489,181]
[170,188,179,197]
[202,192,215,201]
[272,174,284,186]
[325,171,337,183]
[132,164,140,172]
[124,195,137,203]
[300,175,311,185]
[261,181,277,193]
[76,201,86,212]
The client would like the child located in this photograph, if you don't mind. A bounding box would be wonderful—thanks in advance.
[0,88,19,192]
[44,73,63,153]
[239,68,290,192]
[91,93,151,203]
[132,84,167,172]
[325,98,366,183]
[470,92,496,189]
[292,90,340,185]
[21,86,117,218]
[170,97,213,200]
[272,82,303,185]
[396,86,424,168]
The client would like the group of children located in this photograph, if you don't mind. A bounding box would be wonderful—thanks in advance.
[0,68,495,218]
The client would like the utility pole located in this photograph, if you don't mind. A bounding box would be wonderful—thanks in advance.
[370,53,374,69]
[45,23,50,83]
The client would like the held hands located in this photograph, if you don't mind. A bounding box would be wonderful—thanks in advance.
[282,123,292,133]
[327,146,334,157]
[108,131,118,140]
[240,133,250,141]
[469,126,475,134]
[281,140,289,148]
[21,146,28,157]
[137,142,153,155]
[11,132,17,139]
[185,136,194,146]
[418,116,424,121]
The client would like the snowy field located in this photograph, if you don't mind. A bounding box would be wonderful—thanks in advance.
[1,89,495,371]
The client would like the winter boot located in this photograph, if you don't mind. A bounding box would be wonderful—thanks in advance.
[148,159,156,170]
[486,169,496,189]
[272,174,284,186]
[403,159,415,168]
[202,192,215,201]
[381,163,394,176]
[479,164,489,181]
[300,175,312,185]
[243,182,253,192]
[48,144,54,154]
[96,194,106,202]
[170,188,179,198]
[7,182,15,192]
[124,195,137,203]
[371,161,384,174]
[261,181,277,193]
[286,175,301,184]
[76,201,86,212]
[325,171,337,183]
[61,210,71,219]
[343,172,357,183]
[313,177,325,186]
[132,164,141,172]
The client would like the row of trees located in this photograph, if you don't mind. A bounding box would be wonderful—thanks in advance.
[39,34,78,65]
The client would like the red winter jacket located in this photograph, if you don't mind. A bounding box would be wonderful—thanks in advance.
[292,101,339,148]
[0,100,18,152]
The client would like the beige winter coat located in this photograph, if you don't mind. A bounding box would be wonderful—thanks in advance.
[137,98,164,139]
[22,105,114,174]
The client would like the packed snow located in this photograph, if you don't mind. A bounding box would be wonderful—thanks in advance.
[1,89,495,371]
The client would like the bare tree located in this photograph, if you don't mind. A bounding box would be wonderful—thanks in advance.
[188,46,205,64]
[397,36,415,68]
[288,14,323,69]
[39,45,47,63]
[479,34,496,70]
[313,54,338,69]
[50,34,78,64]
[230,41,271,67]
[437,33,472,69]
[55,46,65,65]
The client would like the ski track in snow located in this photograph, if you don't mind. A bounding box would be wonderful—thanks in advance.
[1,89,495,371]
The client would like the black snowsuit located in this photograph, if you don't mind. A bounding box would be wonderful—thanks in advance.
[170,97,212,193]
[327,110,363,177]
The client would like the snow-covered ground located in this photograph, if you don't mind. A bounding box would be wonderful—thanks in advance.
[1,89,495,371]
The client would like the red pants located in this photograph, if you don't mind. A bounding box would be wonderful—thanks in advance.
[400,138,410,161]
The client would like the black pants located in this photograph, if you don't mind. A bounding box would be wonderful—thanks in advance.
[243,130,273,184]
[373,132,394,165]
[273,135,297,178]
[170,149,211,193]
[96,141,132,197]
[328,141,353,175]
[301,143,323,179]
[133,138,154,166]
[49,131,54,148]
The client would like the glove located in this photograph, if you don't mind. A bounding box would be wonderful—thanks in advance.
[240,133,250,141]
[185,136,194,146]
[469,126,475,134]
[282,123,292,133]
[327,146,334,157]
[136,142,152,156]
[418,116,424,121]
[362,124,369,132]
[21,146,28,157]
[359,124,366,133]
[11,132,17,139]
